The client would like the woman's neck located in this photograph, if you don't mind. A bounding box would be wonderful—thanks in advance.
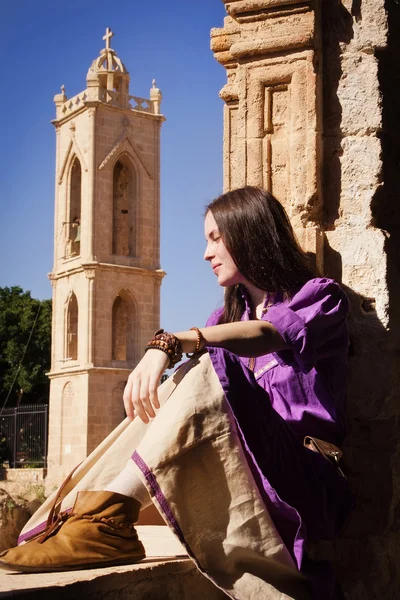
[242,282,272,320]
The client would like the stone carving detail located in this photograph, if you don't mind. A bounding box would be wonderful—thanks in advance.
[98,127,129,171]
[83,268,95,280]
[58,134,88,184]
[62,381,74,400]
[98,132,152,179]
[128,96,155,113]
[58,140,73,184]
[60,92,88,118]
[263,83,290,206]
[212,0,321,233]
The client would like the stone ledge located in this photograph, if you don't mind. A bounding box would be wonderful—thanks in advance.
[0,526,225,600]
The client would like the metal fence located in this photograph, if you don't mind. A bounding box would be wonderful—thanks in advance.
[0,404,48,468]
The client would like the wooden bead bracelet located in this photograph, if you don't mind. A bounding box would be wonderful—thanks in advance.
[186,327,205,358]
[145,329,183,368]
[145,327,205,368]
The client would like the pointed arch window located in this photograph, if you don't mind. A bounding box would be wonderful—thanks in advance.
[112,292,134,363]
[66,293,78,360]
[68,157,82,256]
[112,159,136,257]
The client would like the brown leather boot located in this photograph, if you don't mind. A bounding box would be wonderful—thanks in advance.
[0,491,145,573]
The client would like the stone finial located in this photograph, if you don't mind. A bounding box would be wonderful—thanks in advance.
[54,84,67,103]
[103,27,114,50]
[86,29,130,107]
[54,85,68,118]
[93,28,127,75]
[150,79,162,114]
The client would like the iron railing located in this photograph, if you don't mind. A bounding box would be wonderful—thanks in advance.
[0,404,48,468]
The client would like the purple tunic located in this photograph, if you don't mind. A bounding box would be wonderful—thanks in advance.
[206,278,353,599]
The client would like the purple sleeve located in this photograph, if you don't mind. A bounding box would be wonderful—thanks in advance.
[266,278,349,373]
[205,307,224,327]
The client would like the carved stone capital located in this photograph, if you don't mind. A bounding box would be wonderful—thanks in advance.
[154,269,167,285]
[85,105,97,117]
[48,272,56,287]
[82,266,96,280]
[219,83,239,103]
[222,0,313,21]
[212,2,317,65]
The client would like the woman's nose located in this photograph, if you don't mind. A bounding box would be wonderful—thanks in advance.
[204,242,214,261]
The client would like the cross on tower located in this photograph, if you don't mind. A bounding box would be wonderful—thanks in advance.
[103,28,114,50]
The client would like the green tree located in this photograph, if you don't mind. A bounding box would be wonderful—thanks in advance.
[0,287,52,407]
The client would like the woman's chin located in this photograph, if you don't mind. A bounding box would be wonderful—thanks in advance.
[217,276,240,288]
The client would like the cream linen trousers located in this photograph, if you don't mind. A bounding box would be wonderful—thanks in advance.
[19,353,311,600]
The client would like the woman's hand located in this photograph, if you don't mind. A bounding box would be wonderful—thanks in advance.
[122,320,286,423]
[123,349,169,423]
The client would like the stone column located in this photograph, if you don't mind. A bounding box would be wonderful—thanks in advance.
[211,0,323,264]
[212,1,400,597]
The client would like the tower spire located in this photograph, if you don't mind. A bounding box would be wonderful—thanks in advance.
[85,28,130,107]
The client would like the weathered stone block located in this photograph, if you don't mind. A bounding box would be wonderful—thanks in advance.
[338,53,382,135]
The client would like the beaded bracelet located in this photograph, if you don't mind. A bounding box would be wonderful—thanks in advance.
[187,327,205,359]
[145,329,183,369]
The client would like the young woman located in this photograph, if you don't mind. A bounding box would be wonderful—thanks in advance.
[0,187,353,600]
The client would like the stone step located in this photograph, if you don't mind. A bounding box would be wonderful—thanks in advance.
[0,526,226,599]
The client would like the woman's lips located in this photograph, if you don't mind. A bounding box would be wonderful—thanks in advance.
[212,264,222,273]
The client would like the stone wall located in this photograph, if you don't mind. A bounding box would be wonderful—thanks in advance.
[0,470,45,551]
[0,469,45,501]
[212,1,400,597]
[320,1,400,597]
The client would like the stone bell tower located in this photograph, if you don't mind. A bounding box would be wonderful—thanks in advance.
[46,29,165,488]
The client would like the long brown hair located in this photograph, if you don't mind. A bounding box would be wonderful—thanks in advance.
[205,187,317,323]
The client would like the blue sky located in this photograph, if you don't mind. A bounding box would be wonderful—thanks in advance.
[0,0,227,332]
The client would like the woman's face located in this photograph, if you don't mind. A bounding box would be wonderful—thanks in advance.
[204,211,244,287]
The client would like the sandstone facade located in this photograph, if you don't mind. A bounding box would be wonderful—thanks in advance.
[46,30,164,490]
[212,1,400,597]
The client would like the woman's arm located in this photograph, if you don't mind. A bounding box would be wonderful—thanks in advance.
[176,320,287,357]
[123,321,286,423]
